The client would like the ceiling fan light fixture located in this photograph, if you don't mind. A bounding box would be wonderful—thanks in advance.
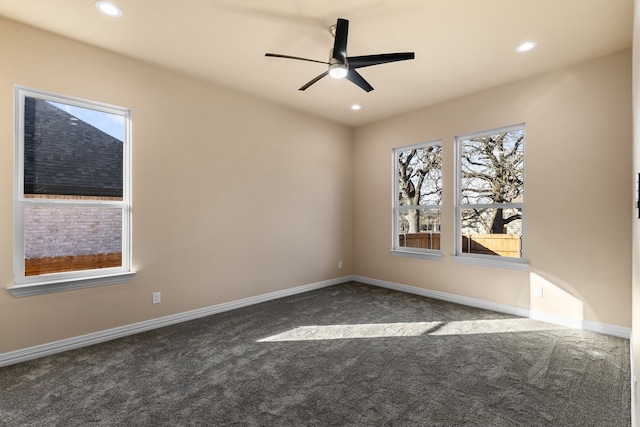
[95,1,123,17]
[329,63,348,79]
[515,41,537,52]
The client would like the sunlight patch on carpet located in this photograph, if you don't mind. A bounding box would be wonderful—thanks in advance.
[257,319,565,342]
[257,322,442,342]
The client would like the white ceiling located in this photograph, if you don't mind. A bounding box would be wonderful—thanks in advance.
[0,0,633,127]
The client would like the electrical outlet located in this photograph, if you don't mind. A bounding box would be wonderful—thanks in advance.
[533,287,543,298]
[338,261,343,269]
[152,292,161,304]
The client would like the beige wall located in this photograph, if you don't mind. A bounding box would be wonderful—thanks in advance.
[353,49,632,328]
[632,0,639,422]
[0,18,353,353]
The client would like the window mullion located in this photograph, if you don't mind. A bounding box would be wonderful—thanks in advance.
[458,202,524,210]
[22,199,126,208]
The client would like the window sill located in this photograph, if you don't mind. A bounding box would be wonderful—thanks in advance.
[453,255,528,271]
[390,249,444,261]
[7,271,136,297]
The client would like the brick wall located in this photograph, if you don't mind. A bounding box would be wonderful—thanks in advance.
[24,206,122,258]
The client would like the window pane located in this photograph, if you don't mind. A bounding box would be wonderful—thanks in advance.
[23,97,124,199]
[460,129,524,204]
[398,145,442,207]
[398,208,441,250]
[460,208,522,258]
[24,206,123,276]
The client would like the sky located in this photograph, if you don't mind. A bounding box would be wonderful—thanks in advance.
[49,101,126,142]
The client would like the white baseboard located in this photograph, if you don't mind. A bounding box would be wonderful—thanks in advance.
[582,319,632,339]
[352,275,631,339]
[0,276,348,367]
[1,274,630,367]
[353,275,530,317]
[529,309,584,329]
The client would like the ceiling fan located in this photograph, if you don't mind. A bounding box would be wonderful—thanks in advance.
[265,18,415,92]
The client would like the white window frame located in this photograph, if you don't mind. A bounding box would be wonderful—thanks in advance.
[391,140,443,261]
[8,86,135,297]
[454,124,527,270]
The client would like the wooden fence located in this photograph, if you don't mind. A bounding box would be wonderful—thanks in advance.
[399,233,521,258]
[25,253,122,276]
[399,233,441,250]
[461,234,521,257]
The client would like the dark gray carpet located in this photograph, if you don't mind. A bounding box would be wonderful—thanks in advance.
[0,282,631,426]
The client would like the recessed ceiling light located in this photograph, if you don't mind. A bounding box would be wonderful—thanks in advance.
[515,41,537,53]
[95,1,123,17]
[351,104,361,111]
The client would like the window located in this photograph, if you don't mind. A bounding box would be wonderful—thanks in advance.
[391,140,443,259]
[9,86,134,296]
[455,124,525,268]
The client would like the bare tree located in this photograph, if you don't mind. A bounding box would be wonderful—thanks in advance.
[460,130,524,234]
[397,145,442,233]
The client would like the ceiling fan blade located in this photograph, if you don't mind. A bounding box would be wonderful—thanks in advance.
[332,18,349,63]
[348,52,415,69]
[299,71,329,91]
[265,53,329,65]
[346,69,374,92]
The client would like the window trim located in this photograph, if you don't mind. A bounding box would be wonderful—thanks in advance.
[391,140,443,261]
[9,86,135,297]
[453,123,527,269]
